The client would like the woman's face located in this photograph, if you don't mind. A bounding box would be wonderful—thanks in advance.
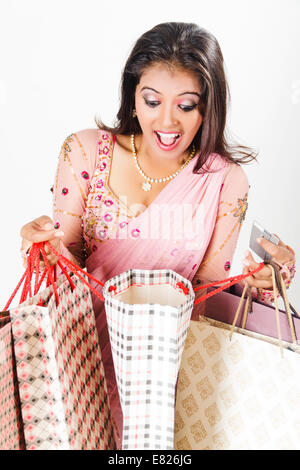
[134,63,203,161]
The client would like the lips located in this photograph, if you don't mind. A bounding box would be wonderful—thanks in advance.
[154,131,183,151]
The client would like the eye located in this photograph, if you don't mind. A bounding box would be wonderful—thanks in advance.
[144,99,160,108]
[179,104,197,112]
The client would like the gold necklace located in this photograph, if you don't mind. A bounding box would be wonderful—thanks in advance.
[130,134,196,192]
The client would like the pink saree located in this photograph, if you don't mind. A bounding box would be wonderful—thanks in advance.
[82,131,229,448]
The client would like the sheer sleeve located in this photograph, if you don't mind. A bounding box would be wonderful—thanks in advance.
[191,162,249,318]
[52,129,98,267]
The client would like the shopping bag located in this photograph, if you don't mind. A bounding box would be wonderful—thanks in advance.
[204,282,300,344]
[0,243,115,450]
[103,269,195,450]
[0,313,25,450]
[174,264,300,450]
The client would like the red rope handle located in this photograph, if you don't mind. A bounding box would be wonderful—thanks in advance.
[44,241,105,302]
[32,243,41,295]
[3,270,28,311]
[45,242,105,288]
[4,241,265,311]
[193,263,265,305]
[40,244,59,307]
[3,241,106,311]
[57,260,76,290]
[193,263,264,292]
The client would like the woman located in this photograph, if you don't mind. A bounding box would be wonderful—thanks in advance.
[20,22,296,448]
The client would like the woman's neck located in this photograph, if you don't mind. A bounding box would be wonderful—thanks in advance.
[134,133,190,176]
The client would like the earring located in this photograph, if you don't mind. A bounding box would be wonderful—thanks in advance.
[132,108,137,118]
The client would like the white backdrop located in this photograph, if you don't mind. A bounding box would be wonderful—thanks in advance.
[0,0,299,309]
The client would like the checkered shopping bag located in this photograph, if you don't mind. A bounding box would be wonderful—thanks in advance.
[103,269,195,450]
[0,243,115,450]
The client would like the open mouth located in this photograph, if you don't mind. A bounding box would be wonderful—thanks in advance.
[155,131,181,147]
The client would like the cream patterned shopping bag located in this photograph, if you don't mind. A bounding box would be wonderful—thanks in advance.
[174,317,300,450]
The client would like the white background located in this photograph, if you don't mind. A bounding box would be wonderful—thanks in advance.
[0,0,299,309]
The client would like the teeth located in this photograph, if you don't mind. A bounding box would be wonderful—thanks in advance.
[157,132,181,139]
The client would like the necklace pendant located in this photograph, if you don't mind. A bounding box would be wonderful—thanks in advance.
[142,181,151,192]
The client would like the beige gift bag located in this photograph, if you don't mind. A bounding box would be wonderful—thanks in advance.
[174,265,300,450]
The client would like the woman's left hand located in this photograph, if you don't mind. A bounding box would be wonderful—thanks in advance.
[242,235,295,289]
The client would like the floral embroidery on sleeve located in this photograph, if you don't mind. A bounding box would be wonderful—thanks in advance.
[233,193,248,224]
[60,134,74,160]
[200,192,249,268]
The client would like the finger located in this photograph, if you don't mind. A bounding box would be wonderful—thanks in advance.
[46,254,59,266]
[44,240,60,256]
[21,238,33,252]
[273,234,286,248]
[243,252,272,280]
[241,265,257,287]
[256,237,291,264]
[242,265,273,289]
[21,215,54,237]
[21,216,64,243]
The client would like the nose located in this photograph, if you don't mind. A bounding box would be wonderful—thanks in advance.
[159,102,179,129]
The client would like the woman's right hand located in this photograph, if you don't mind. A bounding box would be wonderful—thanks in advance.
[20,215,64,267]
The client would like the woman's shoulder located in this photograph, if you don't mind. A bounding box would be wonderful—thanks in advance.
[222,160,249,193]
[207,153,249,185]
[61,128,102,170]
[72,127,100,148]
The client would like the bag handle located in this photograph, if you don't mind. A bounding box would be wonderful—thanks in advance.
[46,242,265,308]
[3,241,265,311]
[229,261,298,357]
[3,242,106,311]
[192,263,265,305]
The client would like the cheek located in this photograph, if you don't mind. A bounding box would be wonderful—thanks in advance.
[186,113,203,135]
[135,102,153,126]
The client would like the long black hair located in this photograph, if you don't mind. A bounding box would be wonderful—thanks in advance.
[95,22,257,173]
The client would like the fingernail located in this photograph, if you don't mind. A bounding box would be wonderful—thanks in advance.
[44,223,54,230]
[257,237,262,244]
[244,250,250,257]
[243,259,250,266]
[54,231,64,237]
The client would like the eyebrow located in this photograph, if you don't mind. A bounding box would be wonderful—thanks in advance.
[141,86,201,98]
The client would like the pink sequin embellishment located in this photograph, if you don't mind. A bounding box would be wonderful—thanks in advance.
[224,261,231,271]
[131,229,140,238]
[62,187,68,195]
[81,171,89,180]
[100,162,107,171]
[96,180,104,189]
[96,195,102,201]
[119,221,128,229]
[104,214,113,222]
[98,230,107,239]
[102,146,109,155]
[54,222,60,229]
[105,199,113,207]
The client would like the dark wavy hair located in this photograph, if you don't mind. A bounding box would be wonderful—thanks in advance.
[95,22,257,173]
